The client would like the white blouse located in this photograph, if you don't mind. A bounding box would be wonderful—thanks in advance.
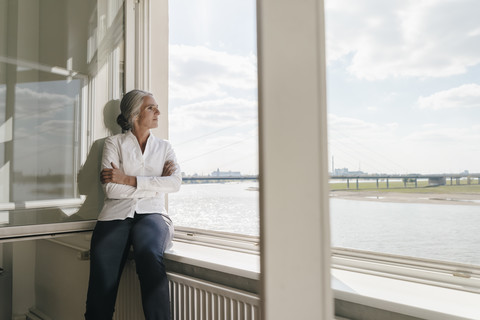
[98,130,182,221]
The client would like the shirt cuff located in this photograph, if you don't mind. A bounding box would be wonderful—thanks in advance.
[136,176,149,191]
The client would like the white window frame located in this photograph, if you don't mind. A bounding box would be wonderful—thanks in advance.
[0,0,124,241]
[159,0,480,308]
[0,57,91,240]
[3,2,479,316]
[332,247,480,293]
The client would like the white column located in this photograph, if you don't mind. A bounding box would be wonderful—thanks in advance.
[149,0,169,140]
[257,0,333,319]
[130,0,169,140]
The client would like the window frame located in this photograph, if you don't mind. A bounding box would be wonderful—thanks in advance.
[0,0,123,241]
[163,0,480,300]
[172,226,480,294]
[0,59,89,238]
[2,0,480,304]
[332,247,480,293]
[174,226,260,254]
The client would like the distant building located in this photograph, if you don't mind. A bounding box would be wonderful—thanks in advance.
[211,168,242,177]
[334,168,348,176]
[334,168,365,176]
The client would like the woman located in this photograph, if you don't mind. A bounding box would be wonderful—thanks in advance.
[85,89,181,320]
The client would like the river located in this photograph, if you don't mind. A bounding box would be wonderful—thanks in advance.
[168,181,480,266]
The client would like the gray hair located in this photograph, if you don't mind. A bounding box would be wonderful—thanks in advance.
[116,89,153,132]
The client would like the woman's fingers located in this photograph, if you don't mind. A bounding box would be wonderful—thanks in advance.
[100,168,112,183]
[162,160,176,176]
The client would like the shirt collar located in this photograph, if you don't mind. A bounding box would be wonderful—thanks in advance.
[125,130,155,153]
[125,129,155,140]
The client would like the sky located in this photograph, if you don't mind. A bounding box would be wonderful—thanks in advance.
[168,0,258,176]
[169,0,480,176]
[0,80,80,176]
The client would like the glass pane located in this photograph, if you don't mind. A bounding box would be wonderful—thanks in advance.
[325,0,480,265]
[168,0,259,236]
[0,0,124,230]
[12,79,82,202]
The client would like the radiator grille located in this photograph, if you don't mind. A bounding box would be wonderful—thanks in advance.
[114,260,144,320]
[114,261,261,320]
[169,273,261,320]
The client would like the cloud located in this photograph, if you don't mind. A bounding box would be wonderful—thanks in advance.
[329,114,398,138]
[169,44,257,101]
[170,97,257,133]
[328,113,480,173]
[168,45,258,174]
[404,124,480,148]
[35,119,75,136]
[328,114,399,157]
[325,0,480,80]
[328,114,407,173]
[402,126,480,172]
[405,127,468,144]
[169,96,258,174]
[14,86,76,119]
[174,130,258,175]
[417,83,480,110]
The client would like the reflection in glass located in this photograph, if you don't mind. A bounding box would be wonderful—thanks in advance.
[0,0,125,318]
[12,79,82,202]
[0,0,124,229]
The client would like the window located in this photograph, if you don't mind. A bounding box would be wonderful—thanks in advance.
[325,0,480,267]
[168,0,259,237]
[0,0,124,233]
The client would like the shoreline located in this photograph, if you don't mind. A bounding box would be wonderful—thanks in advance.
[330,190,480,206]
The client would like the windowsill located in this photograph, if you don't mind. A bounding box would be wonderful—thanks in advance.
[167,240,480,319]
[163,240,260,294]
[37,233,480,319]
[0,220,96,242]
[165,241,260,280]
[333,268,480,319]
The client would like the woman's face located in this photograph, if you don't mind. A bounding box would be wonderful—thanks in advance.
[135,95,160,130]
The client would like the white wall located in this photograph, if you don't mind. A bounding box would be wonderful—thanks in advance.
[35,237,91,320]
[12,241,36,317]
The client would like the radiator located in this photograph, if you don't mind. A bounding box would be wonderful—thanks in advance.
[114,260,144,320]
[114,260,261,320]
[169,273,261,320]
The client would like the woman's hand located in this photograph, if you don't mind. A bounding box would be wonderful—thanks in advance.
[101,162,136,186]
[162,160,176,176]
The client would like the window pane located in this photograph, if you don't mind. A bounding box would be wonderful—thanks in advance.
[168,0,259,236]
[325,0,480,265]
[12,79,82,202]
[0,0,124,229]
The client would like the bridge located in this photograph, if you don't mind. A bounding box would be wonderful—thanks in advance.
[182,173,480,190]
[182,176,258,183]
[329,173,480,190]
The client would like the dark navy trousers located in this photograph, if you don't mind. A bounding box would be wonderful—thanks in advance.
[85,213,171,320]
